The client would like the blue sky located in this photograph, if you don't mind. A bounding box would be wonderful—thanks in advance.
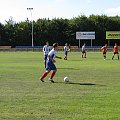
[0,0,120,24]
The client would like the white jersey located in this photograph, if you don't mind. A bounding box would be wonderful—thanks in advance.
[48,48,56,60]
[43,45,51,55]
[82,45,86,52]
[64,46,68,52]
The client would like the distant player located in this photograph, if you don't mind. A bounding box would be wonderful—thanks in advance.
[112,43,119,60]
[40,43,62,83]
[43,41,51,68]
[101,44,107,60]
[68,44,71,52]
[82,43,86,58]
[64,43,68,60]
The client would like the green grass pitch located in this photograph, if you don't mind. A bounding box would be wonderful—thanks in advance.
[0,52,120,120]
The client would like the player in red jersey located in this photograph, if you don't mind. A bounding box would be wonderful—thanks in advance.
[101,44,107,60]
[112,43,119,60]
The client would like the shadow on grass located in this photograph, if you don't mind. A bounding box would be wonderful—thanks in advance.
[57,68,80,70]
[54,81,95,85]
[54,81,105,86]
[72,82,96,85]
[68,59,82,61]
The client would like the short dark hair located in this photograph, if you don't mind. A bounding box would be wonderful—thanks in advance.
[53,43,58,48]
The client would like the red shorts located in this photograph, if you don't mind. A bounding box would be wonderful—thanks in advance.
[103,52,106,54]
[114,52,119,54]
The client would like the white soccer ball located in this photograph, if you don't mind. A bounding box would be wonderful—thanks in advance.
[64,77,69,82]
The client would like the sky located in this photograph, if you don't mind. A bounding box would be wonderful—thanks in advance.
[0,0,120,24]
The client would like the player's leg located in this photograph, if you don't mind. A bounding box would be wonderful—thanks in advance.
[65,51,68,60]
[104,54,106,59]
[117,53,119,60]
[40,59,50,82]
[44,60,46,68]
[65,56,67,60]
[112,52,115,60]
[103,53,106,59]
[49,63,57,83]
[44,54,47,68]
[49,70,57,83]
[64,53,66,60]
[40,70,50,82]
[103,53,105,59]
[82,52,84,58]
[85,52,86,58]
[64,51,67,60]
[64,55,67,60]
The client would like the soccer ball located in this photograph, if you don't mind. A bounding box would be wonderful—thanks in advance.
[64,77,69,82]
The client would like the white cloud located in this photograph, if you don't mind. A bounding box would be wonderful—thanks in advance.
[0,0,28,23]
[105,6,120,16]
[1,0,120,24]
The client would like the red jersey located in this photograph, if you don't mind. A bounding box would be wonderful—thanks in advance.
[113,45,118,53]
[101,46,107,53]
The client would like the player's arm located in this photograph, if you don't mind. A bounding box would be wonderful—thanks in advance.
[113,46,115,51]
[56,56,62,59]
[43,46,45,52]
[48,56,56,63]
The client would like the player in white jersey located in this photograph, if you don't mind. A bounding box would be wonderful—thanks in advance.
[82,43,86,58]
[40,43,62,83]
[64,43,68,60]
[43,41,51,68]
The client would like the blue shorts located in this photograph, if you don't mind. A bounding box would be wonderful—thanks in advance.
[82,50,86,53]
[44,54,48,61]
[65,51,68,56]
[46,60,56,71]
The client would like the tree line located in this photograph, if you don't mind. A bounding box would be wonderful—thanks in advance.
[0,15,120,47]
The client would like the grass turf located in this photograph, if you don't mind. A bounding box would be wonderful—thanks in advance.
[0,52,120,120]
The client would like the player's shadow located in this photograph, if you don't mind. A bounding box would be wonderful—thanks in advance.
[54,82,106,86]
[70,82,96,86]
[54,81,96,86]
[68,60,82,61]
[57,68,80,70]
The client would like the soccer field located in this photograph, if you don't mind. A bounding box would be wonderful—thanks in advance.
[0,52,120,120]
